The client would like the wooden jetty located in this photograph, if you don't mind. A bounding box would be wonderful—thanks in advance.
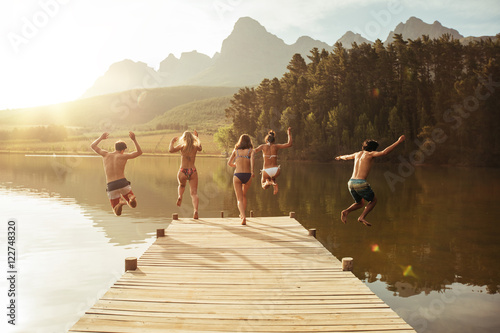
[70,215,416,332]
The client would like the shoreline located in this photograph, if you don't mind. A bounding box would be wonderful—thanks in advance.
[1,150,498,168]
[0,150,227,158]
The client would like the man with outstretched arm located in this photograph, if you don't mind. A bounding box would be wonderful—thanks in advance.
[335,135,405,226]
[91,131,143,216]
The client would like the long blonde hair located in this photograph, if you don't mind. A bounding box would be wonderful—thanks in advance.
[179,131,200,152]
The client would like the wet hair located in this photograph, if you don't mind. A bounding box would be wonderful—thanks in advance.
[362,140,379,152]
[235,134,253,150]
[115,141,127,151]
[265,130,276,143]
[179,131,200,152]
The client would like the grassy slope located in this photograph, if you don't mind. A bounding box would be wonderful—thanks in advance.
[0,86,238,129]
[0,86,238,155]
[143,96,232,133]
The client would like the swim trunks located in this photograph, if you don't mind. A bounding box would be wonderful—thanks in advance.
[348,179,375,203]
[106,178,132,200]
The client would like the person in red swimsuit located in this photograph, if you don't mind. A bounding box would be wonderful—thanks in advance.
[169,130,202,219]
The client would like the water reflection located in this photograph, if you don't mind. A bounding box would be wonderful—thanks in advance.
[1,154,500,332]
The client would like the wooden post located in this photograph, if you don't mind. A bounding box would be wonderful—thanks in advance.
[220,211,224,218]
[308,228,316,238]
[289,212,296,218]
[172,213,178,220]
[156,229,165,238]
[342,257,353,271]
[250,210,254,217]
[125,257,137,271]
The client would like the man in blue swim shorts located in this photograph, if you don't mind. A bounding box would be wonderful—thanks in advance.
[335,135,405,226]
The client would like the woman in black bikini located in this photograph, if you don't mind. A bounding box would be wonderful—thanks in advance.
[228,134,255,225]
[169,130,202,219]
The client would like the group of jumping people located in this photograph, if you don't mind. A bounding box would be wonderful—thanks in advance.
[90,129,405,226]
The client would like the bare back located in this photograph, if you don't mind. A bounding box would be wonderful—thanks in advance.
[351,151,376,180]
[101,152,129,183]
[179,147,199,169]
[233,148,253,173]
[260,144,280,169]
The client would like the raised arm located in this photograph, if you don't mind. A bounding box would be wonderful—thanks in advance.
[335,153,357,161]
[275,127,293,149]
[372,135,405,157]
[227,149,236,168]
[126,131,143,159]
[250,149,255,177]
[169,136,182,153]
[254,144,264,153]
[90,132,109,156]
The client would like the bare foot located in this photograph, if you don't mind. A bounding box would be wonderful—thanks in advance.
[113,199,126,216]
[241,217,246,225]
[273,183,279,195]
[341,210,348,224]
[193,211,199,219]
[126,194,137,208]
[176,196,182,207]
[358,218,372,227]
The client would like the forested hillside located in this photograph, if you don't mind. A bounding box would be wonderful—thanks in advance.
[218,34,500,166]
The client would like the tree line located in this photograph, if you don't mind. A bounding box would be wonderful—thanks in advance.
[216,34,500,166]
[0,124,68,142]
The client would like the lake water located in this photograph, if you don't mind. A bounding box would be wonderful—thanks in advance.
[1,154,499,333]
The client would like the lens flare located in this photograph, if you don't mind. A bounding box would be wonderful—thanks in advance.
[401,265,418,278]
[371,88,380,98]
[371,244,380,252]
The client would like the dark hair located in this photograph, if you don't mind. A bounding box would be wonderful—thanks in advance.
[115,141,127,151]
[265,130,275,143]
[362,140,379,152]
[235,134,253,150]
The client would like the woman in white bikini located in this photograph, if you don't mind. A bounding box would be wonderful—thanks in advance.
[228,134,255,225]
[169,130,202,219]
[254,127,292,195]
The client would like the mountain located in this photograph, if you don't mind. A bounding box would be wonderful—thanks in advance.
[180,17,294,87]
[82,60,157,98]
[384,16,463,44]
[158,51,214,86]
[337,31,373,47]
[83,17,334,98]
[83,16,495,98]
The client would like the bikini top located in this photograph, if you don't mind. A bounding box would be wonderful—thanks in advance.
[235,148,252,159]
[264,154,277,159]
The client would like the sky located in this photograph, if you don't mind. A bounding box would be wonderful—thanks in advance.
[1,0,499,110]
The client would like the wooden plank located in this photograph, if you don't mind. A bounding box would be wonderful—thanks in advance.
[69,217,416,333]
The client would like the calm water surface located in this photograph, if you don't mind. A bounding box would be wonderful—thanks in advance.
[1,154,499,333]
